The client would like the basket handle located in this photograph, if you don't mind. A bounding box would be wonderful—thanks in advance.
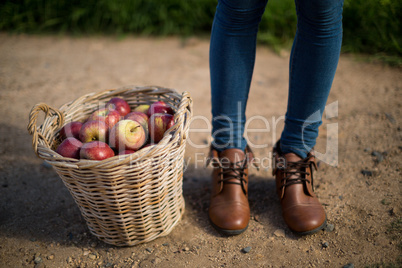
[174,91,193,144]
[27,103,65,157]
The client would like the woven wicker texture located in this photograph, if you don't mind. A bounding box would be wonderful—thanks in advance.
[27,86,192,246]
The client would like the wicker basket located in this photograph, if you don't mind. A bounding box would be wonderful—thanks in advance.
[27,86,192,246]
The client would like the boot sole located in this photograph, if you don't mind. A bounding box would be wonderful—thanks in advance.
[209,218,249,236]
[292,217,327,236]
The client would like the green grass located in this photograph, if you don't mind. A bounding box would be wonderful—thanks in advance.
[342,0,402,66]
[0,0,401,65]
[0,0,216,36]
[258,0,297,52]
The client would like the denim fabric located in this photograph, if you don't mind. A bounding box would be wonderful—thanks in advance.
[210,0,344,158]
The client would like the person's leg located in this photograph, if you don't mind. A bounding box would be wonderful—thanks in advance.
[274,0,344,235]
[209,0,268,236]
[210,0,268,152]
[280,0,344,158]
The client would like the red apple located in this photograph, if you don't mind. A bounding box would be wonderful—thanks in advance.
[148,113,175,143]
[88,108,121,129]
[147,101,174,117]
[118,149,136,155]
[106,97,131,116]
[133,104,150,114]
[79,120,109,143]
[80,141,115,160]
[109,119,147,151]
[124,111,149,136]
[59,121,83,140]
[56,137,83,159]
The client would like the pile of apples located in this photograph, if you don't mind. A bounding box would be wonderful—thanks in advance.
[55,97,175,160]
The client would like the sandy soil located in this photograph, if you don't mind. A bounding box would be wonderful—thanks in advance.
[0,33,401,268]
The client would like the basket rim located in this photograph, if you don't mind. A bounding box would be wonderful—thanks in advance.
[29,85,192,169]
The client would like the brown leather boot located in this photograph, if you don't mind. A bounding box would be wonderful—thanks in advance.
[207,147,252,236]
[273,141,327,235]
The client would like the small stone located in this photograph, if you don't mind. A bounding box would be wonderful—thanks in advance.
[183,247,190,251]
[325,223,335,232]
[242,246,252,253]
[322,241,329,248]
[83,250,90,256]
[361,170,373,176]
[162,243,169,247]
[34,256,42,264]
[41,161,53,169]
[385,113,396,124]
[371,151,384,162]
[274,229,286,237]
[67,256,72,263]
[389,208,395,216]
[371,151,381,156]
[88,253,97,260]
[343,263,354,268]
[67,232,73,240]
[47,254,54,260]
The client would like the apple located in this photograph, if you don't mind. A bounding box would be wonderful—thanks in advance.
[109,119,147,151]
[80,141,115,160]
[124,111,149,136]
[79,120,109,143]
[56,137,83,159]
[148,113,175,143]
[147,101,174,117]
[106,97,131,116]
[59,121,83,140]
[133,104,150,114]
[87,108,121,129]
[118,149,136,155]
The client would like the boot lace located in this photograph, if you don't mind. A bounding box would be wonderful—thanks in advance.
[218,160,248,194]
[281,155,317,190]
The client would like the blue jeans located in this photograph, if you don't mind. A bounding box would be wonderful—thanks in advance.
[210,0,344,158]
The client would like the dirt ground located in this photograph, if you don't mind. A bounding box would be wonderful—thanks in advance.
[0,33,401,268]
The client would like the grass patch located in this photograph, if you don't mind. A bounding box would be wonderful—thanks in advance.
[0,0,401,65]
